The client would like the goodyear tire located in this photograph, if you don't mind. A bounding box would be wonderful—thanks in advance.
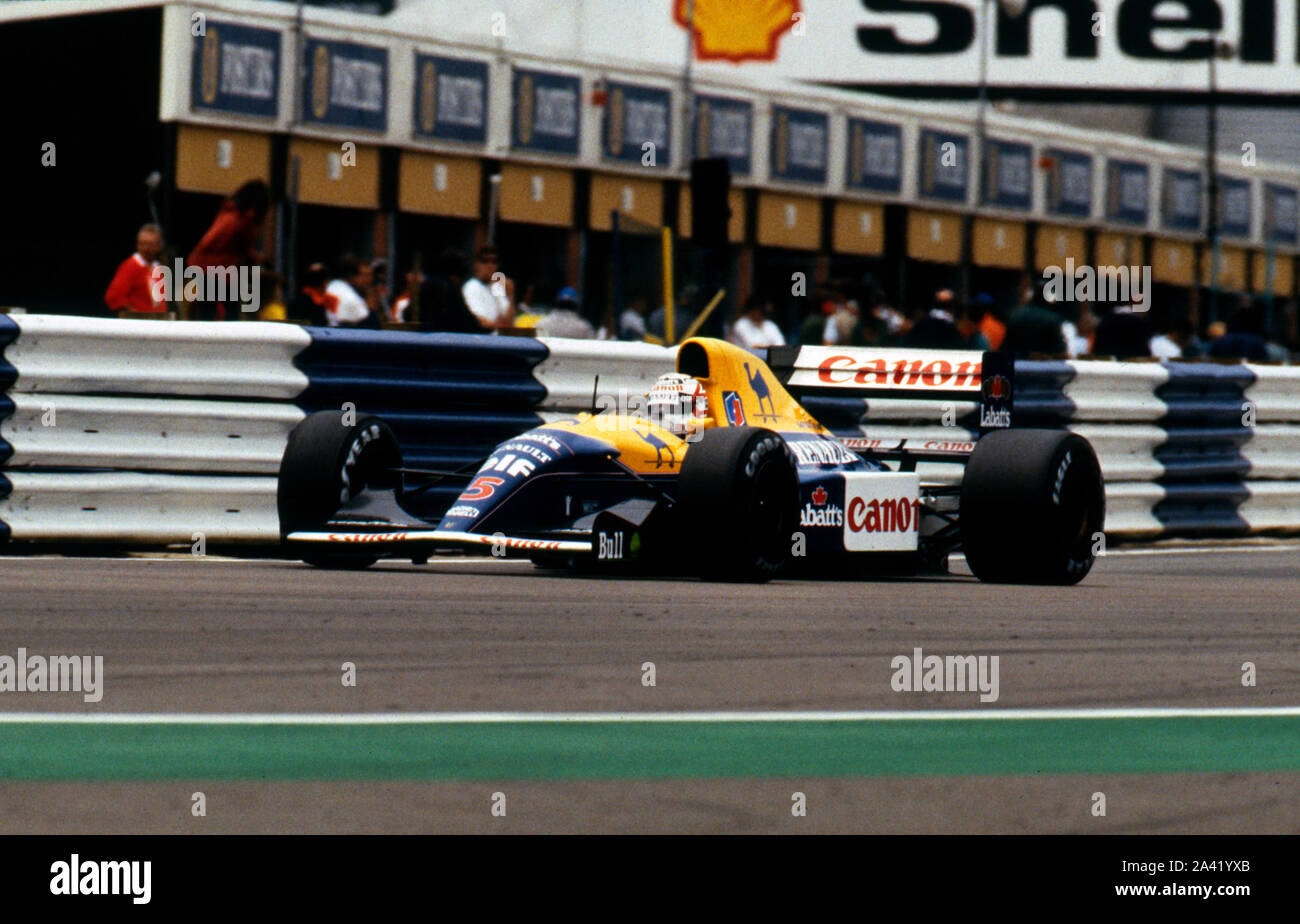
[277,410,402,570]
[676,427,800,583]
[959,428,1105,585]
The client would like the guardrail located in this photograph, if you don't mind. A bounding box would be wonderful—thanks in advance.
[0,314,1298,546]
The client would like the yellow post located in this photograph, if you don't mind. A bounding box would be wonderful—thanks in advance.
[661,225,675,345]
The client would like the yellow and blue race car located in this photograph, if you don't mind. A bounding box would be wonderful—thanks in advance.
[277,337,1104,584]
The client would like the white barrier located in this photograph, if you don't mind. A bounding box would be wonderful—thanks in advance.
[6,315,310,398]
[0,472,279,542]
[1062,362,1169,422]
[533,338,674,409]
[1245,365,1300,422]
[2,393,304,473]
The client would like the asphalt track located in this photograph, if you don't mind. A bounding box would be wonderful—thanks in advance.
[0,543,1297,833]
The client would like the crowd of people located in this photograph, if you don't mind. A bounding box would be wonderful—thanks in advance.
[104,181,1298,362]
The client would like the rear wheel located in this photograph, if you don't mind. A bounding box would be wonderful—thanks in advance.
[960,428,1104,585]
[277,410,402,570]
[675,427,799,582]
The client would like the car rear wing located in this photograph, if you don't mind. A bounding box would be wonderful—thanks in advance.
[764,345,1015,463]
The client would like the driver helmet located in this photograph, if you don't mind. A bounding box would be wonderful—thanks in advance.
[645,372,708,438]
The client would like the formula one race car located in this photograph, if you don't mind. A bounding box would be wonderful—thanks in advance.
[278,337,1105,584]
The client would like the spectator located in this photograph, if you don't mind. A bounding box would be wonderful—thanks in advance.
[618,296,649,341]
[418,248,481,334]
[903,289,966,349]
[188,179,269,320]
[824,298,867,346]
[368,258,391,322]
[534,285,595,339]
[104,223,165,316]
[1208,304,1270,361]
[461,244,515,329]
[289,263,337,327]
[326,254,375,328]
[957,300,992,350]
[1150,313,1195,360]
[389,264,425,324]
[1004,281,1067,357]
[974,293,1006,349]
[1091,303,1152,359]
[729,294,786,350]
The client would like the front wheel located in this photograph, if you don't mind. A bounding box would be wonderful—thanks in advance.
[959,428,1105,585]
[675,427,800,583]
[277,410,402,570]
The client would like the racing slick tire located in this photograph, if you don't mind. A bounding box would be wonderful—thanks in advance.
[959,428,1105,585]
[675,426,800,583]
[277,410,402,570]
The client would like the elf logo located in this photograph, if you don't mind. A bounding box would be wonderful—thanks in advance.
[723,391,746,426]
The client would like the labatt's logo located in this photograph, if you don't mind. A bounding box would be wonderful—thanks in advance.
[674,0,801,63]
[800,485,843,528]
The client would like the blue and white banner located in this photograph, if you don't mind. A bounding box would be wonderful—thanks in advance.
[769,106,828,185]
[1217,176,1252,240]
[1105,160,1149,226]
[918,129,969,203]
[693,94,752,177]
[1161,167,1202,232]
[603,82,671,166]
[191,22,280,118]
[982,138,1032,210]
[845,119,902,194]
[1264,184,1299,247]
[513,68,581,155]
[303,39,388,132]
[413,54,488,143]
[1044,149,1092,219]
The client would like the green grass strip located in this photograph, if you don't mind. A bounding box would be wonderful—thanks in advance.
[1,715,1297,781]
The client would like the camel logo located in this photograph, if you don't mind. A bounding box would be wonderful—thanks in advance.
[743,361,778,421]
[674,0,801,64]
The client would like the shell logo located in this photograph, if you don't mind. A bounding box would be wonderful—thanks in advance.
[674,0,801,64]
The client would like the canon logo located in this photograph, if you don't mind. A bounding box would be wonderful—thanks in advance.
[847,496,921,534]
[858,1,1293,64]
[817,355,980,388]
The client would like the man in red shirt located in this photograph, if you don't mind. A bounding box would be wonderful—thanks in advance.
[104,224,165,316]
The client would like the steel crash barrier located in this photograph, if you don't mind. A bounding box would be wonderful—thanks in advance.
[1,314,1299,545]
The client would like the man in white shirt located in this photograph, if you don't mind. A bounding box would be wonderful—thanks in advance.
[461,245,515,329]
[729,295,787,350]
[325,254,373,328]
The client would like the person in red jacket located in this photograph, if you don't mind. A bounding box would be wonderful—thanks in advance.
[187,179,269,320]
[104,224,165,317]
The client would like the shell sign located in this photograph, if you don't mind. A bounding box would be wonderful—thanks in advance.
[674,0,801,64]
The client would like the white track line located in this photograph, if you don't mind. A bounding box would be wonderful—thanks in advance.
[0,707,1297,724]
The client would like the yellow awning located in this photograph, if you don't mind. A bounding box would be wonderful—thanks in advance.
[756,192,821,250]
[175,124,271,196]
[398,153,481,219]
[287,139,379,209]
